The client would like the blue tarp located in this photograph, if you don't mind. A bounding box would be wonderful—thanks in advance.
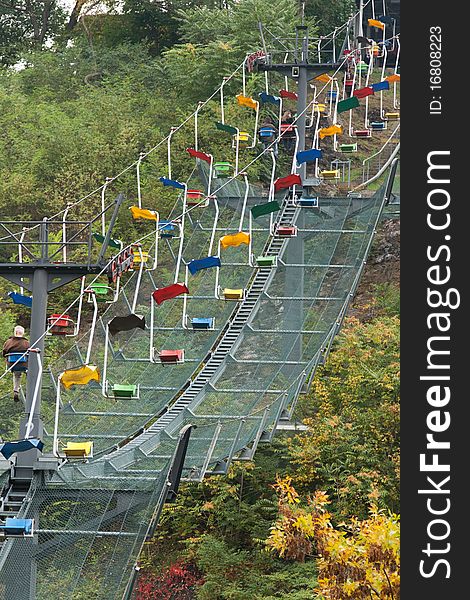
[0,438,44,460]
[8,291,32,308]
[296,149,322,165]
[258,92,281,105]
[188,256,221,275]
[159,177,185,190]
[371,81,390,92]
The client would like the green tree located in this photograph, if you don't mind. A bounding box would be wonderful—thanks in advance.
[304,0,355,35]
[287,315,400,518]
[0,1,67,65]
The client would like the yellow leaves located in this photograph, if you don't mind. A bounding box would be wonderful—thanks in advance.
[293,513,315,537]
[273,475,300,504]
[266,524,289,557]
[266,483,400,596]
[342,579,361,595]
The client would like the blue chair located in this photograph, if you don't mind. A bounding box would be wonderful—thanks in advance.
[0,518,34,537]
[191,317,215,330]
[6,353,28,372]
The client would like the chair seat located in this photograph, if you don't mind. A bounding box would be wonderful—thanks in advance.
[0,518,34,537]
[112,384,138,398]
[355,129,372,137]
[339,143,358,153]
[297,197,319,207]
[320,169,340,179]
[256,256,277,267]
[223,288,244,300]
[191,317,215,330]
[63,441,93,458]
[159,349,184,363]
[276,226,297,237]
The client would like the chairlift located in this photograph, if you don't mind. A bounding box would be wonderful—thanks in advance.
[102,323,140,400]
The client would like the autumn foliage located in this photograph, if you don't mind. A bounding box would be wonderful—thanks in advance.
[266,476,400,599]
[135,561,203,600]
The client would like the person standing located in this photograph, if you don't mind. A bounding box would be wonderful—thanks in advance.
[3,325,29,402]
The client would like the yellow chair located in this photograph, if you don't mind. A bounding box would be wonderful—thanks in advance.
[235,131,250,146]
[63,441,93,459]
[320,169,340,180]
[132,251,150,269]
[223,288,244,300]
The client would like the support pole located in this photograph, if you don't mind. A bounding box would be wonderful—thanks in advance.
[296,25,309,180]
[17,266,48,467]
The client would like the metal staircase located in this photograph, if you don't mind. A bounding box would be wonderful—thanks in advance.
[0,467,32,521]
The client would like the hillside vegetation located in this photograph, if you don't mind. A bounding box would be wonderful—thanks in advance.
[0,1,399,597]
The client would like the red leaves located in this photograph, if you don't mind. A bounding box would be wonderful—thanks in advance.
[135,561,203,600]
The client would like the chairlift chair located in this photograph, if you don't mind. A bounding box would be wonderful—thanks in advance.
[320,169,341,180]
[383,112,400,121]
[295,196,319,208]
[103,380,140,400]
[232,131,251,148]
[158,220,181,239]
[187,189,209,208]
[0,518,34,538]
[219,287,246,301]
[213,162,234,178]
[87,282,116,303]
[339,143,358,153]
[156,349,185,365]
[275,225,298,238]
[255,255,277,268]
[190,317,215,331]
[370,121,387,131]
[5,352,28,372]
[354,129,372,138]
[62,441,94,460]
[47,314,75,336]
[102,323,140,399]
